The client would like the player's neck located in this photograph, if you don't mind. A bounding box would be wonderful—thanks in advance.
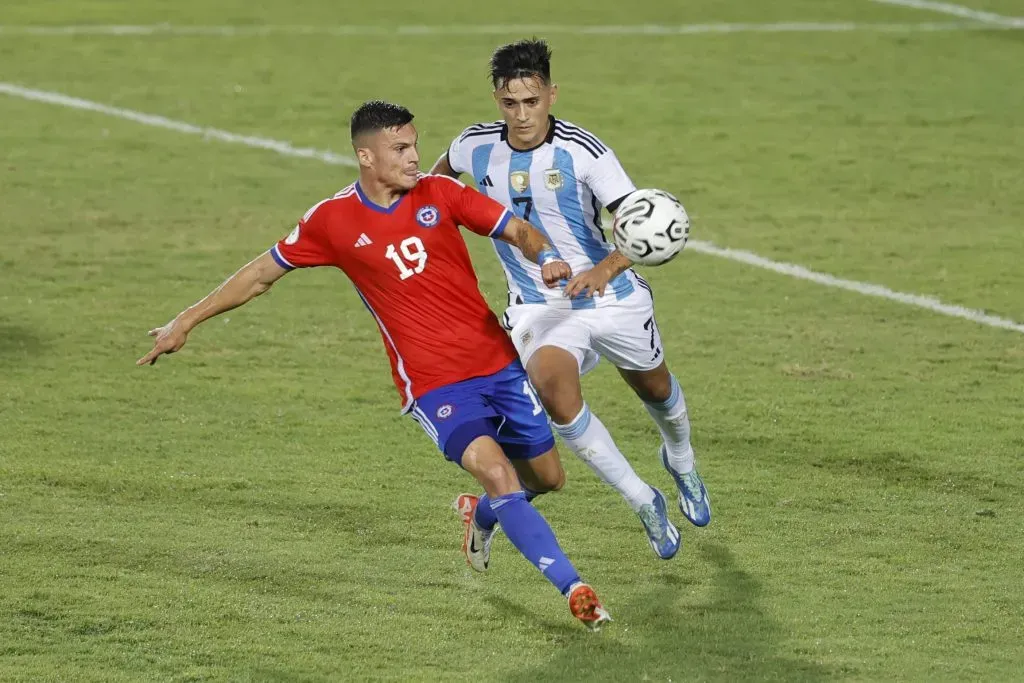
[357,176,406,209]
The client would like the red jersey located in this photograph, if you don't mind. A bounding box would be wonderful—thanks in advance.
[271,174,519,411]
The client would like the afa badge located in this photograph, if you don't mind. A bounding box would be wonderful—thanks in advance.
[416,205,440,228]
[543,169,563,191]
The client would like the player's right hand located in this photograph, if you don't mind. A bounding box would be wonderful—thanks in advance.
[541,259,572,288]
[137,319,189,366]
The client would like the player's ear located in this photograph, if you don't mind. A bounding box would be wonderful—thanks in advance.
[548,83,559,106]
[352,131,377,168]
[356,136,380,167]
[355,145,373,169]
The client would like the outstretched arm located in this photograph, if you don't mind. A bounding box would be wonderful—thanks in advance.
[497,217,572,288]
[137,250,289,366]
[563,249,633,299]
[565,139,638,298]
[430,152,460,179]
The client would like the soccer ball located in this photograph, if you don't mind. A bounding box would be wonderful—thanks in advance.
[612,189,691,266]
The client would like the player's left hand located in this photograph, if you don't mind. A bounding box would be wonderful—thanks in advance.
[564,264,613,299]
[541,259,572,288]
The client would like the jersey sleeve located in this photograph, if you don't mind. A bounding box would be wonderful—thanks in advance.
[434,175,512,238]
[270,198,335,269]
[584,147,637,210]
[446,130,471,175]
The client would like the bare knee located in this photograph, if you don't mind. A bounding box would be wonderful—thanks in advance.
[545,465,566,492]
[531,370,579,421]
[534,456,566,493]
[479,462,517,493]
[527,348,584,425]
[460,437,520,498]
[514,448,566,493]
[620,363,673,404]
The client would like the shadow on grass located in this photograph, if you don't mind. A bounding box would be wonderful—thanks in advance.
[0,321,47,361]
[497,544,831,682]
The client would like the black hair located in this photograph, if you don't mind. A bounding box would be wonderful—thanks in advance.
[349,100,414,140]
[489,39,552,89]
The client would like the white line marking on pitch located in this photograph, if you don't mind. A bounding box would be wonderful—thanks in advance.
[1,82,1020,335]
[0,83,357,168]
[686,242,1024,334]
[867,0,1024,26]
[0,21,1019,37]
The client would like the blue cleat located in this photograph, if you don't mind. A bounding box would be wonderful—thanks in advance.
[661,445,712,527]
[637,487,680,559]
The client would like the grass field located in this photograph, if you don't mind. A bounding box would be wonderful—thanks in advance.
[2,0,1023,680]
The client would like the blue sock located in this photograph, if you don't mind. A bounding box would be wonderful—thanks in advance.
[474,484,542,531]
[475,494,500,530]
[489,491,580,595]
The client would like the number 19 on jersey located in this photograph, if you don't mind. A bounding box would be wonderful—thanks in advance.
[385,236,428,280]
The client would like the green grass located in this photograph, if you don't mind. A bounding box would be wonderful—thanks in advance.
[2,1,1023,680]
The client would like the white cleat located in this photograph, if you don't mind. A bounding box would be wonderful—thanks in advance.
[453,493,495,573]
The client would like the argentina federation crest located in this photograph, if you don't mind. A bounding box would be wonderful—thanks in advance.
[510,170,530,194]
[543,169,563,191]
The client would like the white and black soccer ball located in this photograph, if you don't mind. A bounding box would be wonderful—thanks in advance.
[612,189,691,266]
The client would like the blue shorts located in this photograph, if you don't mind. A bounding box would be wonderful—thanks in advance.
[409,360,555,465]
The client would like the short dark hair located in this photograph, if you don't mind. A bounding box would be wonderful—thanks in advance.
[489,39,552,89]
[350,100,414,140]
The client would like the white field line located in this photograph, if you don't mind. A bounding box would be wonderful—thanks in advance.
[867,0,1024,27]
[0,21,1020,37]
[1,82,1021,335]
[0,83,357,168]
[686,242,1024,334]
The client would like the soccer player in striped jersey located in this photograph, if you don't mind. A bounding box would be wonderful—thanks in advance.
[138,100,610,630]
[433,40,710,563]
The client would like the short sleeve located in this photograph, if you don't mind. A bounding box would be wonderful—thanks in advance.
[432,175,511,238]
[585,148,637,210]
[446,132,470,175]
[271,197,336,269]
[446,122,501,175]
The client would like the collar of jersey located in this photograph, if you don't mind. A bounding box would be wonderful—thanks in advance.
[501,115,557,154]
[355,182,407,214]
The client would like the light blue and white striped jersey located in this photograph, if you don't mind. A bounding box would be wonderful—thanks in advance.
[447,116,638,309]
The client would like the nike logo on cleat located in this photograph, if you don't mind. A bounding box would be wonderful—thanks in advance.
[468,537,488,569]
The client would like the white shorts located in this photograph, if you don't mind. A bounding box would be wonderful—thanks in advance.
[503,284,664,376]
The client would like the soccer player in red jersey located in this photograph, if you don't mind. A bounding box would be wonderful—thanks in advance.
[137,100,610,630]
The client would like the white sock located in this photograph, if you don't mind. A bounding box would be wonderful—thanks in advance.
[644,375,696,474]
[553,404,655,512]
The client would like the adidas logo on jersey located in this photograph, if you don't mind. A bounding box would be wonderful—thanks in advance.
[354,233,373,248]
[479,175,494,187]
